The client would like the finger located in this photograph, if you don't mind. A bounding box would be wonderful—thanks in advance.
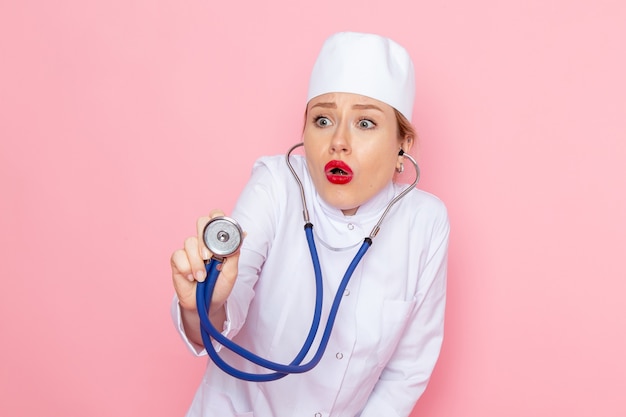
[196,216,211,260]
[171,248,194,283]
[209,209,226,219]
[219,251,240,284]
[170,249,198,310]
[184,236,207,282]
[209,254,239,307]
[196,210,226,261]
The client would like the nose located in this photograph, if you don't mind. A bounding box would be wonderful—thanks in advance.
[329,122,351,154]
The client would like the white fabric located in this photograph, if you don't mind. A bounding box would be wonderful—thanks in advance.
[306,32,416,121]
[172,155,449,417]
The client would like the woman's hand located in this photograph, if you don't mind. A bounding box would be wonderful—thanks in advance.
[170,210,244,317]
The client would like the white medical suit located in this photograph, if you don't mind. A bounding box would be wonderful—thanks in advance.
[172,155,450,417]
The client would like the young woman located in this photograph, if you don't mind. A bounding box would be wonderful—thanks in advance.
[170,31,450,417]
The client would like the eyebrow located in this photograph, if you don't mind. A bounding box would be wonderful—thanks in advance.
[352,104,384,112]
[309,102,384,112]
[310,102,336,110]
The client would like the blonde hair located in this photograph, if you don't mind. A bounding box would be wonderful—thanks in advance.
[394,109,417,145]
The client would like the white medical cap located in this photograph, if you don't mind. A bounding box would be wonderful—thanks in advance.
[306,32,416,121]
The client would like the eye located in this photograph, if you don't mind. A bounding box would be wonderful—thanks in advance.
[314,116,332,127]
[358,119,376,129]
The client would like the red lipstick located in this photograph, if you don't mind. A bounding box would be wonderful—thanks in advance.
[324,160,353,184]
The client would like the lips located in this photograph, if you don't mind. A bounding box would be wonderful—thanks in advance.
[324,160,353,184]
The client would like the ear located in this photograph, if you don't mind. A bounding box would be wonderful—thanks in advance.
[400,134,414,153]
[396,136,414,173]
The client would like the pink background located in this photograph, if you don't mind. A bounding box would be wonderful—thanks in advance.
[1,1,625,416]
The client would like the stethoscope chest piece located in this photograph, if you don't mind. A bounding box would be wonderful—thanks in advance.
[203,216,243,259]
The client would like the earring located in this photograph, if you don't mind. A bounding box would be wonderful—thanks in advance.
[396,162,404,174]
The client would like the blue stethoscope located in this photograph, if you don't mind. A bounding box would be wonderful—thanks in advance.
[196,143,420,381]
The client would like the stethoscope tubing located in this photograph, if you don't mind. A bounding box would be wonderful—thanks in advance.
[197,225,322,380]
[197,226,371,381]
[195,143,419,381]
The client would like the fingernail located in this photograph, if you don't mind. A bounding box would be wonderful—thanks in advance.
[195,270,206,281]
[202,247,210,260]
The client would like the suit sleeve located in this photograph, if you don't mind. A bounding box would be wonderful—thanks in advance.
[171,159,280,356]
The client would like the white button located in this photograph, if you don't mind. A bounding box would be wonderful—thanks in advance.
[315,413,322,417]
[344,289,350,296]
[336,352,344,359]
[347,223,354,230]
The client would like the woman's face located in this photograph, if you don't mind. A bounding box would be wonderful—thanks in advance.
[303,92,411,216]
